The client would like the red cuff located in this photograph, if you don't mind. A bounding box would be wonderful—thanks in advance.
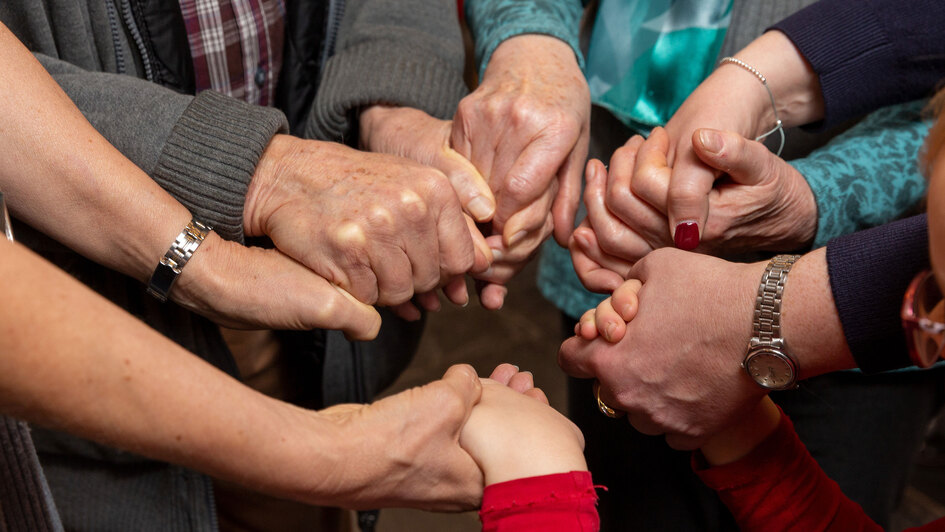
[480,471,600,532]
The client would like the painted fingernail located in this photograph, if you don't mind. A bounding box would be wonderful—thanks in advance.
[508,230,528,248]
[674,221,700,250]
[699,129,723,154]
[468,196,493,221]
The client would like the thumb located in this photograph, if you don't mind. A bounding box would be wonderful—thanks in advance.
[437,145,496,223]
[312,283,383,341]
[691,128,775,186]
[438,364,484,430]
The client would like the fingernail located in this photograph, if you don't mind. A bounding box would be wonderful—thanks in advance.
[508,230,528,248]
[468,196,493,221]
[490,248,504,262]
[605,323,617,341]
[573,231,591,250]
[699,130,723,154]
[512,365,520,371]
[674,221,699,250]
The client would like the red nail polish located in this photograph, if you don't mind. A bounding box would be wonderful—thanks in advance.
[674,222,699,250]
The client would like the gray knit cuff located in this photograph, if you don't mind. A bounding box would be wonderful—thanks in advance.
[152,91,289,242]
[304,42,467,142]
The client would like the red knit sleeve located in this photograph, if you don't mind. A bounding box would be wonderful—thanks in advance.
[479,471,600,532]
[693,411,881,532]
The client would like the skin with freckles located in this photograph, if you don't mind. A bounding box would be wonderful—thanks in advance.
[244,135,491,309]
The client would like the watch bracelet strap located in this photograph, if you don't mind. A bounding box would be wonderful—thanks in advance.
[147,218,211,302]
[752,254,801,346]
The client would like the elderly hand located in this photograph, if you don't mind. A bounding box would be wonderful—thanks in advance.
[559,248,768,450]
[243,134,490,308]
[452,34,590,308]
[312,364,484,511]
[574,127,817,289]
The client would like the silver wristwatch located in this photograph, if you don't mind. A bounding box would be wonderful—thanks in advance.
[743,254,801,390]
[147,219,211,302]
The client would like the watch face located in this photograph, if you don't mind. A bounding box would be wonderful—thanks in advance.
[745,349,796,390]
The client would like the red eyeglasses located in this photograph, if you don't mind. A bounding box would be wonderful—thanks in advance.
[901,269,945,368]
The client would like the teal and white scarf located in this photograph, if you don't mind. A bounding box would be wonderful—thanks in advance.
[586,0,732,131]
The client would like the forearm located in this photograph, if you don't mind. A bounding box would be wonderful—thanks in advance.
[0,26,189,281]
[0,240,338,504]
[465,0,585,78]
[794,99,930,248]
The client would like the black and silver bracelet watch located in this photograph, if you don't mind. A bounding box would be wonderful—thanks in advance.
[147,218,211,302]
[743,254,801,390]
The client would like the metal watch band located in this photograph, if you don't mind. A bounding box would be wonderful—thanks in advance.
[751,254,801,348]
[147,219,211,302]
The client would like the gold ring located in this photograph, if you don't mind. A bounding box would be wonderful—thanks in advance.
[593,381,622,418]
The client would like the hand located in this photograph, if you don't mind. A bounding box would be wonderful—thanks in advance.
[558,248,768,450]
[175,232,381,340]
[312,364,484,511]
[593,127,817,264]
[574,279,642,343]
[636,31,823,248]
[359,105,494,314]
[244,134,485,307]
[460,379,585,486]
[452,34,590,308]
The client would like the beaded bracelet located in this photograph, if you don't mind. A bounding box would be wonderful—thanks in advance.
[718,56,785,157]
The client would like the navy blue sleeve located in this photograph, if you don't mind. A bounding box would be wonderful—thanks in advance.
[771,0,945,130]
[826,215,929,373]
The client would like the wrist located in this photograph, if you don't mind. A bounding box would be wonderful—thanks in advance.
[700,397,781,466]
[244,134,296,238]
[734,31,824,128]
[485,34,582,82]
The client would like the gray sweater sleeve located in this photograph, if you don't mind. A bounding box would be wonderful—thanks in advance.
[304,0,467,142]
[36,55,287,242]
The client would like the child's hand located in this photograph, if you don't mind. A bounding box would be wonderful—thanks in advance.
[574,279,643,342]
[459,378,587,486]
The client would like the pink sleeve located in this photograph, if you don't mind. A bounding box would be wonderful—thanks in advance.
[693,410,881,532]
[479,471,600,532]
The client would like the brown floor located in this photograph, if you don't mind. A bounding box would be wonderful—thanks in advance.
[371,261,945,532]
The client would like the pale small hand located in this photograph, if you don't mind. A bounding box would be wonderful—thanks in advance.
[244,134,479,307]
[459,379,585,486]
[574,279,642,343]
[559,248,768,450]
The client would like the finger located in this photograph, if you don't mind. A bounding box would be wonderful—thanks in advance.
[438,144,497,222]
[611,279,642,322]
[569,230,625,294]
[500,213,554,264]
[465,214,493,274]
[691,128,774,186]
[577,308,600,340]
[502,182,557,248]
[390,300,422,322]
[489,363,520,384]
[660,125,716,250]
[414,291,441,312]
[493,135,571,225]
[450,96,496,185]
[440,363,485,426]
[314,284,383,341]
[433,190,478,282]
[584,159,654,262]
[372,246,417,306]
[551,127,590,246]
[629,131,671,214]
[473,259,523,285]
[594,297,626,343]
[507,371,535,394]
[596,382,626,418]
[442,276,469,307]
[557,336,597,379]
[524,387,550,405]
[664,433,703,451]
[572,226,635,282]
[478,282,508,310]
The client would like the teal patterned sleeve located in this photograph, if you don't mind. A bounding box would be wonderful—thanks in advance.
[790,100,931,249]
[465,0,585,79]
